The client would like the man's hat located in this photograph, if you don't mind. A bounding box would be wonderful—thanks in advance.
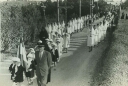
[37,40,44,47]
[12,57,20,62]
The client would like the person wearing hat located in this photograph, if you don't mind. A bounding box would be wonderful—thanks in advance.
[57,34,63,56]
[103,20,107,41]
[10,57,26,86]
[56,38,61,59]
[25,48,36,85]
[44,38,51,52]
[34,40,43,51]
[63,32,69,53]
[74,18,77,33]
[100,21,104,42]
[51,43,59,66]
[48,39,53,50]
[97,23,100,44]
[35,40,52,86]
[87,24,95,52]
[93,25,98,47]
[98,22,102,43]
[52,31,56,43]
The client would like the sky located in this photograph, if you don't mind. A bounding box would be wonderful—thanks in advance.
[105,0,126,2]
[0,0,126,3]
[105,0,126,5]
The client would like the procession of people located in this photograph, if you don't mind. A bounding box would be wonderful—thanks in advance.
[8,9,118,86]
[87,12,115,52]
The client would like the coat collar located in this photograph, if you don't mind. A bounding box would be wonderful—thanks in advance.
[39,50,46,60]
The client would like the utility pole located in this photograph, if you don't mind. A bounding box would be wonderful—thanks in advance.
[41,3,46,26]
[57,0,59,25]
[65,0,67,24]
[90,0,91,18]
[79,0,81,17]
[95,0,99,14]
[59,0,73,25]
[120,0,122,12]
[90,0,94,23]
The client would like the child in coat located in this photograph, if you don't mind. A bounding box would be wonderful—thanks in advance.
[10,57,25,86]
[51,43,59,66]
[25,48,36,85]
[9,57,17,80]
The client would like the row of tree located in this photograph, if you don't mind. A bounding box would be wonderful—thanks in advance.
[43,0,108,22]
[0,0,109,51]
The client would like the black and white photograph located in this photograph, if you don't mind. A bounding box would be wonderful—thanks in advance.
[0,0,127,86]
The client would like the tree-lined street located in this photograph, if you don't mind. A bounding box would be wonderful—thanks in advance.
[0,17,109,86]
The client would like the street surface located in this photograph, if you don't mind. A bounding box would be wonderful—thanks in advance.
[0,18,108,86]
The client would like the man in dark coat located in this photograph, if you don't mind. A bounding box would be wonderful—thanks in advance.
[121,12,125,19]
[35,40,52,86]
[39,27,49,45]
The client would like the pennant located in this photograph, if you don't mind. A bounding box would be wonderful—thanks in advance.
[17,38,27,68]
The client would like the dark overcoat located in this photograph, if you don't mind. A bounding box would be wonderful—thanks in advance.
[35,50,52,82]
[14,65,25,82]
[25,60,36,78]
[51,49,59,62]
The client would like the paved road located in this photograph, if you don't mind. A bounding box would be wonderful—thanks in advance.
[0,18,108,86]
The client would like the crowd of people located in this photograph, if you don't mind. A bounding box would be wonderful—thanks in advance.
[8,10,118,86]
[87,13,115,52]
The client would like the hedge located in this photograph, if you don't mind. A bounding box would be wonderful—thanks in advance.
[91,13,128,86]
